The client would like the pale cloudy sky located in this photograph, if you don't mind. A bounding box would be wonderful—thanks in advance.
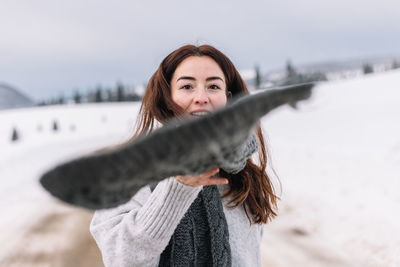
[1,0,399,100]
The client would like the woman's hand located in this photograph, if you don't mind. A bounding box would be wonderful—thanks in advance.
[175,168,228,187]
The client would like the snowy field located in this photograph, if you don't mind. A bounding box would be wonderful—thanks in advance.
[260,69,400,267]
[0,69,399,267]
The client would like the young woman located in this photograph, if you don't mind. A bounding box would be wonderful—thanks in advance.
[90,44,278,267]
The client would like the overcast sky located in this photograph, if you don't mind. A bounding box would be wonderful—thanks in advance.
[1,0,399,100]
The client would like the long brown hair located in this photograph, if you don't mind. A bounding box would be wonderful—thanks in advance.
[134,44,278,224]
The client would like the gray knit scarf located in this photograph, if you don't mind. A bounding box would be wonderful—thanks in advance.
[154,134,258,267]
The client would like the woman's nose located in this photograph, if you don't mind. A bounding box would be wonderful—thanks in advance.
[194,89,209,104]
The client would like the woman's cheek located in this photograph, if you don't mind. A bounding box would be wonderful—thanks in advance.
[174,93,191,110]
[215,94,228,108]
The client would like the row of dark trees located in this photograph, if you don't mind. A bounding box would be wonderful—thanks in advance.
[37,83,142,106]
[253,58,400,89]
[252,60,327,89]
[278,60,327,87]
[363,59,400,74]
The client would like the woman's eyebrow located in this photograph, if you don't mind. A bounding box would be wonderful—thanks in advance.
[177,76,195,82]
[176,76,224,82]
[206,76,224,82]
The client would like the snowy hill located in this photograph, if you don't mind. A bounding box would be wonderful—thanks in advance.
[0,69,399,266]
[0,83,34,110]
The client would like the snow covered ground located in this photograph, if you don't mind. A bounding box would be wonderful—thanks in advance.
[0,103,139,267]
[0,69,399,266]
[261,69,400,267]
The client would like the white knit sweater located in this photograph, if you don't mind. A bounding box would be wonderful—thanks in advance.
[90,177,264,267]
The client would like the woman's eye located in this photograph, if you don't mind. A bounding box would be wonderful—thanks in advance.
[181,85,192,90]
[209,84,220,90]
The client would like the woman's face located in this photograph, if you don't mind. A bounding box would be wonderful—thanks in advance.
[170,56,229,118]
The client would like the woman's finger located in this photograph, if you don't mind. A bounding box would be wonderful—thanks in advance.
[196,176,228,186]
[175,168,226,186]
[205,177,229,185]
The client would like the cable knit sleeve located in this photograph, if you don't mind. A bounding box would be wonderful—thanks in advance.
[90,177,203,267]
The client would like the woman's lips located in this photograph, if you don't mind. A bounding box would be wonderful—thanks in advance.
[190,110,211,117]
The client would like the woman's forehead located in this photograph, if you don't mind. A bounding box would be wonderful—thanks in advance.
[172,56,225,82]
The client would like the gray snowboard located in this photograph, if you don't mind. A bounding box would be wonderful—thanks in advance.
[40,83,314,210]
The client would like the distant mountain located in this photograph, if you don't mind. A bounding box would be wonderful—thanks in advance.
[0,83,34,110]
